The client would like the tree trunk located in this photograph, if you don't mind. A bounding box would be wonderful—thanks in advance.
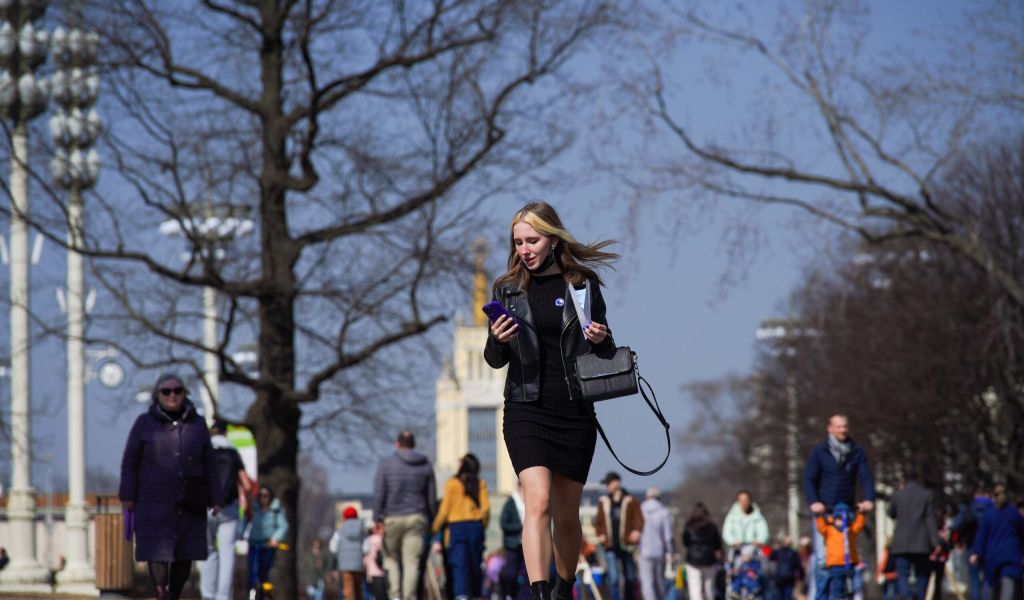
[247,372,300,598]
[252,2,300,595]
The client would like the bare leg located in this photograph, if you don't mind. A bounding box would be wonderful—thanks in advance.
[518,467,553,583]
[548,474,585,582]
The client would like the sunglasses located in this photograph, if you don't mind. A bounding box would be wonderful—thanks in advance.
[158,387,186,397]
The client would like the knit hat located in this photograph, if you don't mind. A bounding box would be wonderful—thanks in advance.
[342,506,358,520]
[151,372,189,402]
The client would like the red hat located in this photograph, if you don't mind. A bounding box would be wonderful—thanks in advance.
[342,506,358,520]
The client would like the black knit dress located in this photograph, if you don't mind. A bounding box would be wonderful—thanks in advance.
[502,273,597,483]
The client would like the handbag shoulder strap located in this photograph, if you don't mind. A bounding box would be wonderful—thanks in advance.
[591,366,670,477]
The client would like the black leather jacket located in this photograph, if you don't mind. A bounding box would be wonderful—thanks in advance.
[483,278,614,403]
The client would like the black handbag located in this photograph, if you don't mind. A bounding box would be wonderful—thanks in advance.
[573,346,639,401]
[571,346,671,476]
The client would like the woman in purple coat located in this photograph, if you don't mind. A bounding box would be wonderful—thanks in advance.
[119,373,223,600]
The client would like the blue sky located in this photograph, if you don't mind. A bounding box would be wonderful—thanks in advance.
[0,0,992,496]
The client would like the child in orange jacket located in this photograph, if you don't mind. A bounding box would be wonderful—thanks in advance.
[815,503,865,599]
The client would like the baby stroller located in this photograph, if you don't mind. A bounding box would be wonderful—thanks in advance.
[728,544,764,600]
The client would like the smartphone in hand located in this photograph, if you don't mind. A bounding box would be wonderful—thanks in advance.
[482,301,519,327]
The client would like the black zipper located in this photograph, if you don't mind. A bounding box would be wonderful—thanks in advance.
[514,337,527,402]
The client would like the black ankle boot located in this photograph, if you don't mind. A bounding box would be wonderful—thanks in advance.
[553,574,575,600]
[530,580,552,600]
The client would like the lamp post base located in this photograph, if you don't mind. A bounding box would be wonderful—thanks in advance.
[0,561,54,593]
[56,571,101,597]
[0,487,50,591]
[56,573,101,593]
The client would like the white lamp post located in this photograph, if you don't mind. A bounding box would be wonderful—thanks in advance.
[755,319,813,547]
[48,22,100,592]
[0,0,51,590]
[159,204,253,424]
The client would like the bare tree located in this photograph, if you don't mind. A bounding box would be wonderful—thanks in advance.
[672,136,1024,583]
[0,1,620,595]
[693,133,1024,509]
[631,0,1024,307]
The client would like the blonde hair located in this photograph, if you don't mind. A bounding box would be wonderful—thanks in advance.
[495,201,619,291]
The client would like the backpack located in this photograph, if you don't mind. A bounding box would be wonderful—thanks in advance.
[213,446,242,505]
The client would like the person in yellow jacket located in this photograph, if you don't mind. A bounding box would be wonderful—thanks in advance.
[432,454,490,600]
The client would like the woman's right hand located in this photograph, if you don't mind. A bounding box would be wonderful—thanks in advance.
[490,315,519,343]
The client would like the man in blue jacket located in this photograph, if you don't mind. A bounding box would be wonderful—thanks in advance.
[803,413,875,599]
[969,484,1023,600]
[951,487,994,600]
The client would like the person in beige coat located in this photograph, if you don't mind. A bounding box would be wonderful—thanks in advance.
[594,472,644,600]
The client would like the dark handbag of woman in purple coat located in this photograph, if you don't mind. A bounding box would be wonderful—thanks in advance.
[119,373,223,600]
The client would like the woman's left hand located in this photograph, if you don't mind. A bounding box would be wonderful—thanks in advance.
[583,321,608,344]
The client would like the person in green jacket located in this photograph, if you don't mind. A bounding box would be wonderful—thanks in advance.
[721,490,770,549]
[246,485,289,599]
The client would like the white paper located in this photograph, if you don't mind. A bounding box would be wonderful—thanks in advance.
[568,281,591,330]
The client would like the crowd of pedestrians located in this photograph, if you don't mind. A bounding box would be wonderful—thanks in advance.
[119,371,1021,600]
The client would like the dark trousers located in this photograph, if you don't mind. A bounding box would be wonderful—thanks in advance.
[500,546,530,600]
[882,580,898,600]
[248,544,277,591]
[929,561,945,600]
[368,575,388,600]
[147,560,192,600]
[776,583,795,600]
[895,554,931,600]
[968,562,987,600]
[988,567,1021,600]
[446,521,485,599]
[823,566,852,600]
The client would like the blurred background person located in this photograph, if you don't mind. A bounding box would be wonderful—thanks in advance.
[120,373,222,600]
[595,472,643,600]
[331,506,366,600]
[363,522,388,600]
[770,533,803,600]
[639,486,674,600]
[951,487,993,600]
[887,468,940,600]
[969,484,1022,600]
[200,419,253,600]
[432,453,490,600]
[500,481,529,600]
[245,485,288,599]
[299,538,334,600]
[682,502,722,600]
